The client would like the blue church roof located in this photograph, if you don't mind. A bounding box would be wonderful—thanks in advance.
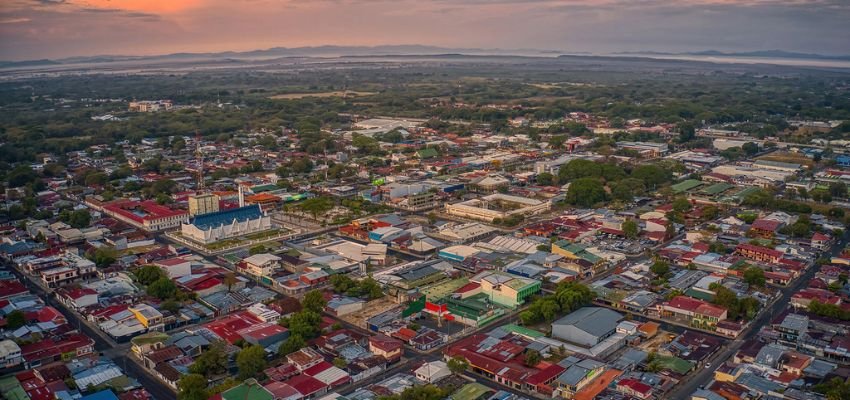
[190,205,263,230]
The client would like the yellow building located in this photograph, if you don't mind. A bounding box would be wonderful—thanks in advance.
[188,193,220,216]
[129,304,164,330]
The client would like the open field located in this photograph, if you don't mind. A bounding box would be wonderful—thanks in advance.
[755,152,816,168]
[269,91,376,99]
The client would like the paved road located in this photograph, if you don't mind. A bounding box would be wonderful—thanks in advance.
[3,260,177,400]
[667,233,848,398]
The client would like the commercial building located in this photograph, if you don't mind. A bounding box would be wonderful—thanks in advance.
[445,193,550,223]
[551,307,623,348]
[188,193,219,216]
[102,200,188,231]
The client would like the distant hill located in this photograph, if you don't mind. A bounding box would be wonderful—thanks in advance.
[0,59,61,68]
[1,45,562,66]
[616,49,850,61]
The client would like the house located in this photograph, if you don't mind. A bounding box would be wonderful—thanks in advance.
[658,296,727,330]
[57,287,98,310]
[0,339,22,368]
[368,334,403,362]
[615,378,653,399]
[242,253,282,278]
[286,348,324,372]
[735,243,782,264]
[415,361,451,383]
[20,333,95,368]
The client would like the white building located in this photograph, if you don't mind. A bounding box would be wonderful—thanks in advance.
[181,205,272,245]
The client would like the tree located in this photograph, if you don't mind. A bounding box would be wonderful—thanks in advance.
[278,334,305,355]
[610,178,646,202]
[741,142,760,156]
[525,350,541,367]
[631,164,672,188]
[302,290,327,313]
[236,345,267,379]
[6,310,26,330]
[743,266,766,287]
[829,182,848,199]
[447,356,468,374]
[135,265,166,285]
[536,172,555,186]
[622,219,639,239]
[330,275,355,293]
[287,309,323,339]
[161,300,181,314]
[565,178,606,207]
[189,341,228,376]
[702,205,719,221]
[814,377,850,400]
[67,209,92,229]
[332,357,347,369]
[249,245,266,255]
[88,246,118,268]
[672,197,692,213]
[650,261,670,280]
[177,374,208,400]
[223,273,238,292]
[147,277,177,300]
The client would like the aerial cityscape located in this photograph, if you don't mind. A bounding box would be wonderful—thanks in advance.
[1,2,850,400]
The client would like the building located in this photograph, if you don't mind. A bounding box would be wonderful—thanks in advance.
[466,271,541,308]
[129,303,165,331]
[616,141,669,157]
[445,193,550,223]
[102,200,188,231]
[188,193,220,216]
[736,243,782,264]
[242,253,282,278]
[0,339,22,368]
[658,295,727,330]
[551,307,623,347]
[128,100,172,112]
[181,204,272,244]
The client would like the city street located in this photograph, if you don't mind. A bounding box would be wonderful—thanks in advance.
[668,232,849,398]
[3,259,177,400]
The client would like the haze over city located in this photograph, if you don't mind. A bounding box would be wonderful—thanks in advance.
[2,0,850,60]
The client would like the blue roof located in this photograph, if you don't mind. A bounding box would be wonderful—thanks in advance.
[189,205,263,230]
[80,390,119,400]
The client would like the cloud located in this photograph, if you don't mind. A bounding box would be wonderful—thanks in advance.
[0,17,31,23]
[0,0,848,60]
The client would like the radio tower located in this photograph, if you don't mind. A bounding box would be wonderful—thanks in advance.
[195,130,205,191]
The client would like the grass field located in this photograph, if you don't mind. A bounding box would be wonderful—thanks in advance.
[268,91,375,99]
[756,152,816,168]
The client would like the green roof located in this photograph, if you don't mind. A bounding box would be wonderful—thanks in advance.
[701,182,733,195]
[671,179,703,193]
[0,376,27,400]
[451,383,493,400]
[251,184,279,193]
[417,147,439,159]
[222,380,274,400]
[657,356,694,374]
[501,323,545,339]
[684,288,715,302]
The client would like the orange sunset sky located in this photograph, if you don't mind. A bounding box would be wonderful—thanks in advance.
[1,0,848,60]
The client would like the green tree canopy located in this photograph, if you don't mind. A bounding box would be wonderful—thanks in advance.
[236,345,268,379]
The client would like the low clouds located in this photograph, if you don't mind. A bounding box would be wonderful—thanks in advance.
[0,0,847,60]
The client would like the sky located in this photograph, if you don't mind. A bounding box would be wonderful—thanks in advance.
[1,0,849,61]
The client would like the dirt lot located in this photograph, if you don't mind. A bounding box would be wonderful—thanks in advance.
[339,296,400,328]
